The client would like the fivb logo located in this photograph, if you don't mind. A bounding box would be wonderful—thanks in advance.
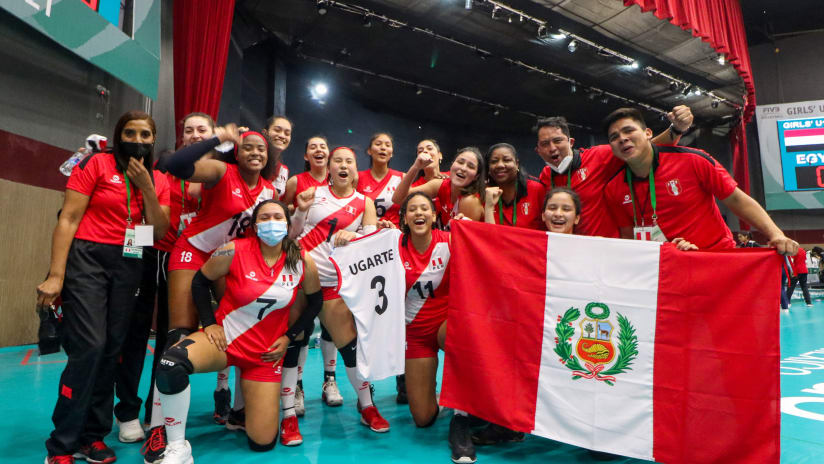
[430,257,445,270]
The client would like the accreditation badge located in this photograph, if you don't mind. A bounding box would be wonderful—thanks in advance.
[633,225,668,243]
[178,211,197,235]
[123,228,143,259]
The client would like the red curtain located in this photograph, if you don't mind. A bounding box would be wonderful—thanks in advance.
[623,0,755,207]
[173,0,236,141]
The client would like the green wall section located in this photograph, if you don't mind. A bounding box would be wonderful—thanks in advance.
[1,0,160,99]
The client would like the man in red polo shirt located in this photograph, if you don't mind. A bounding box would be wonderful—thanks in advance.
[601,107,797,255]
[535,106,693,237]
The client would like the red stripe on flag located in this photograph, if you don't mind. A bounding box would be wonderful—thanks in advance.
[653,246,780,464]
[441,221,547,432]
[783,128,824,137]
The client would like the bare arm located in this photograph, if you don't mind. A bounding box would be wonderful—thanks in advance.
[721,188,797,255]
[391,153,442,204]
[458,194,484,221]
[282,176,298,207]
[483,187,502,224]
[651,105,693,145]
[200,242,235,281]
[36,191,90,306]
[126,158,170,239]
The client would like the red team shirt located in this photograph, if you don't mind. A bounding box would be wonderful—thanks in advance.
[216,237,303,382]
[154,173,200,253]
[292,171,328,206]
[412,172,449,215]
[489,180,546,230]
[603,145,738,250]
[401,229,451,359]
[539,145,623,238]
[67,153,171,245]
[436,178,480,228]
[357,168,404,226]
[791,248,808,275]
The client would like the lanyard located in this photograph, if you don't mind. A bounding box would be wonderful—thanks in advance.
[550,171,572,189]
[124,176,133,224]
[497,197,516,226]
[626,164,657,226]
[179,179,201,211]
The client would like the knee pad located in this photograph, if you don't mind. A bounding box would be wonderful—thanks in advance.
[283,342,301,368]
[296,332,311,348]
[157,340,194,395]
[320,323,332,342]
[337,338,357,368]
[164,328,193,351]
[248,436,276,452]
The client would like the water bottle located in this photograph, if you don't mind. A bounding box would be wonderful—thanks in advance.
[59,134,108,176]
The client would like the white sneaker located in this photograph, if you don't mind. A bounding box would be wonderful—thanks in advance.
[163,440,193,464]
[321,378,344,406]
[295,384,306,417]
[117,418,146,443]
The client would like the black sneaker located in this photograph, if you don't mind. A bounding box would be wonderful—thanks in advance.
[140,426,166,464]
[213,388,231,424]
[226,408,246,431]
[471,423,525,445]
[395,374,408,404]
[45,456,75,464]
[73,440,116,464]
[449,415,477,464]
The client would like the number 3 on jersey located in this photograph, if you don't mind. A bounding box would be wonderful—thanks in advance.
[370,275,388,314]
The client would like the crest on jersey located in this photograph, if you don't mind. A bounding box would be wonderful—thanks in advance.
[666,179,682,196]
[232,188,243,198]
[280,274,297,289]
[344,205,357,215]
[403,261,412,270]
[522,202,530,215]
[109,174,122,184]
[578,168,588,181]
[430,257,445,270]
[623,194,631,204]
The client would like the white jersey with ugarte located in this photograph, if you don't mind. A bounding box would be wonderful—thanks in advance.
[296,185,367,287]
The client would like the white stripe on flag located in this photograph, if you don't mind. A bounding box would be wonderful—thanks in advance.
[534,233,661,460]
[784,134,824,146]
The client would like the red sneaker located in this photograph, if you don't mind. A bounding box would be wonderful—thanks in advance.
[45,456,75,464]
[279,415,303,446]
[359,405,390,433]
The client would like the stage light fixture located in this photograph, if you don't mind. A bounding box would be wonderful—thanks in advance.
[362,14,371,27]
[711,100,720,108]
[570,84,577,93]
[310,81,329,102]
[628,60,639,69]
[601,94,609,104]
[508,15,513,24]
[551,31,567,39]
[537,24,547,37]
[491,6,500,19]
[317,0,328,15]
[465,0,472,10]
[567,40,577,53]
[717,54,725,65]
[682,85,692,96]
[415,86,423,95]
[669,81,678,92]
[493,108,500,116]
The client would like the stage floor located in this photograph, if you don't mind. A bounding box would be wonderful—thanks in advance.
[3,298,822,464]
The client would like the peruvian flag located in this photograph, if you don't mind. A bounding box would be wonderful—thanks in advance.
[440,221,781,463]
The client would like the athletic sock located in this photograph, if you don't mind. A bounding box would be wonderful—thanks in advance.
[345,366,373,409]
[281,366,298,419]
[454,409,468,416]
[159,385,190,443]
[216,367,230,391]
[232,369,245,411]
[320,338,337,380]
[149,383,163,428]
[297,345,308,383]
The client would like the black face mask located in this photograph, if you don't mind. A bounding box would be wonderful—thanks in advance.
[118,141,153,159]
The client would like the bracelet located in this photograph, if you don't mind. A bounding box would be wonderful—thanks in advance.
[669,124,686,136]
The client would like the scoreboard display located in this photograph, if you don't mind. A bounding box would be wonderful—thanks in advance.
[777,117,824,191]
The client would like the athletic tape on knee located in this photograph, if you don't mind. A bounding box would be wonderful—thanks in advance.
[320,323,332,342]
[164,328,193,351]
[157,340,194,394]
[248,436,276,452]
[283,342,301,368]
[337,338,357,368]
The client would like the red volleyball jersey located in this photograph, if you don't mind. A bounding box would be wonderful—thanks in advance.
[293,171,328,206]
[155,172,200,252]
[67,152,171,245]
[401,229,451,331]
[181,164,275,253]
[412,172,449,217]
[539,145,623,238]
[357,168,403,226]
[604,145,738,250]
[489,180,546,230]
[435,178,479,228]
[216,237,303,360]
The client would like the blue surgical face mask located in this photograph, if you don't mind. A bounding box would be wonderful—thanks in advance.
[256,220,288,246]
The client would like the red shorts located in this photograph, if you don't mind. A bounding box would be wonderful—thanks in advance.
[405,317,446,359]
[168,237,212,271]
[225,344,284,383]
[322,286,341,301]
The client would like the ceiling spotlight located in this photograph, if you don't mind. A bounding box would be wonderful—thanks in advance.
[567,40,577,53]
[669,81,679,92]
[310,82,328,101]
[682,85,693,96]
[587,90,597,100]
[493,108,500,116]
[491,5,500,19]
[519,15,524,22]
[692,88,702,96]
[551,31,568,39]
[601,94,609,104]
[717,54,725,65]
[362,14,371,27]
[465,0,472,10]
[570,84,577,94]
[415,86,423,95]
[711,100,720,108]
[317,0,328,15]
[537,24,547,37]
[628,60,639,69]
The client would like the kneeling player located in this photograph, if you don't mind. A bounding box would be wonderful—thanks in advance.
[157,200,321,463]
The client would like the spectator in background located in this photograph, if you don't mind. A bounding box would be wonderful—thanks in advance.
[736,231,760,248]
[788,247,813,307]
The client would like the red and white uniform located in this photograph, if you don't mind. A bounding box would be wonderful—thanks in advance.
[791,248,809,275]
[296,185,366,294]
[155,173,199,253]
[170,164,275,270]
[436,178,478,229]
[357,168,403,226]
[539,145,624,237]
[292,171,328,206]
[67,152,171,245]
[273,164,289,200]
[604,145,738,250]
[216,237,303,382]
[412,172,449,217]
[489,180,546,230]
[402,229,451,359]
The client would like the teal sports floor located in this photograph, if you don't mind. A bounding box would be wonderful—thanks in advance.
[3,298,824,464]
